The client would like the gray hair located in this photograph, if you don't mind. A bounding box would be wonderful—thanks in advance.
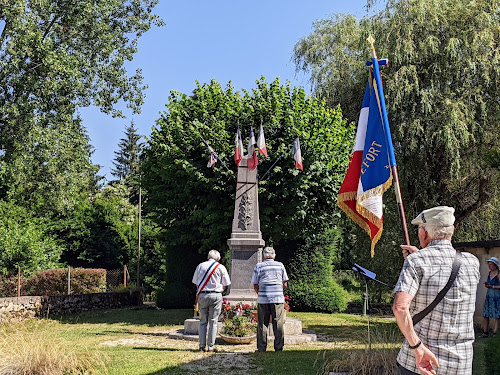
[207,250,221,261]
[420,225,454,241]
[263,247,276,259]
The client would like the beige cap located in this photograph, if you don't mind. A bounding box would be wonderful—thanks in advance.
[411,206,455,226]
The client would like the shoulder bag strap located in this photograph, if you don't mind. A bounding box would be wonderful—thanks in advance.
[412,251,462,326]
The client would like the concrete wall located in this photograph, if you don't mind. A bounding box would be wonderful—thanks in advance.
[0,290,142,323]
[454,242,500,326]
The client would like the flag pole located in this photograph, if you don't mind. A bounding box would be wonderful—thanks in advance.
[260,141,295,182]
[367,36,410,247]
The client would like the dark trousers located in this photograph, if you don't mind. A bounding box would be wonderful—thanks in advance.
[397,363,419,375]
[257,303,285,352]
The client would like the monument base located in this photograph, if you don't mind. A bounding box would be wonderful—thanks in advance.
[175,317,317,345]
[224,289,258,304]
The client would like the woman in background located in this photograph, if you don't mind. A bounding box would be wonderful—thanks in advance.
[480,257,500,338]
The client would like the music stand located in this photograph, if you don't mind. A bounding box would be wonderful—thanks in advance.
[352,263,390,350]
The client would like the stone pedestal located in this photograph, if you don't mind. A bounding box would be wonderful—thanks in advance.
[225,156,265,303]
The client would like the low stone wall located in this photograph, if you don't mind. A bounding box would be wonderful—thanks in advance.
[0,290,142,323]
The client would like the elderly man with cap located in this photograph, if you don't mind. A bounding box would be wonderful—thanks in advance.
[192,250,231,353]
[252,246,289,352]
[393,206,479,375]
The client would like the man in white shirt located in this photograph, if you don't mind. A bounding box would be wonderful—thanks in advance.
[192,250,231,352]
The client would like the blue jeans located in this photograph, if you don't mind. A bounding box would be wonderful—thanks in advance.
[198,293,222,349]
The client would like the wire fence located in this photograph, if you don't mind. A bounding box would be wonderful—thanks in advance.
[0,266,132,298]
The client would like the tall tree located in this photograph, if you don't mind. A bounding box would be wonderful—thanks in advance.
[142,77,354,291]
[293,0,500,233]
[111,121,144,181]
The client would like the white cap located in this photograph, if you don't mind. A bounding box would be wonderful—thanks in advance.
[411,206,455,226]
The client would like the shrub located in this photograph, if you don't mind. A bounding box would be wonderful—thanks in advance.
[287,228,348,313]
[156,282,196,309]
[25,268,106,296]
[288,280,348,313]
[484,333,500,375]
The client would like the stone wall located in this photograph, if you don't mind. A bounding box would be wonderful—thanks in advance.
[0,290,142,323]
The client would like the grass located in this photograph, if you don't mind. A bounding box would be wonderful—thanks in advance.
[0,307,489,375]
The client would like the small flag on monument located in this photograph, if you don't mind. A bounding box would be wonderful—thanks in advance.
[337,67,393,257]
[257,123,268,157]
[202,139,218,169]
[234,127,244,166]
[291,137,303,171]
[247,127,259,171]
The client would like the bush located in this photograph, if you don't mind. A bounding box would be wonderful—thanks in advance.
[484,333,500,375]
[156,282,196,309]
[287,228,348,313]
[25,268,106,296]
[288,280,348,313]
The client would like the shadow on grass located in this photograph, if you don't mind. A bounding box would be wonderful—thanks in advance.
[141,347,385,375]
[57,307,193,327]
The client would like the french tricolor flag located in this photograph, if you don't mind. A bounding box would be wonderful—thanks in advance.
[247,127,258,171]
[257,123,268,157]
[234,127,244,166]
[337,75,393,257]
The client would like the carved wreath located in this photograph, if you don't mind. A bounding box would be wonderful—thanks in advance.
[238,192,253,230]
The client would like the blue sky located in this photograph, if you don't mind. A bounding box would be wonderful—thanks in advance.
[80,0,373,180]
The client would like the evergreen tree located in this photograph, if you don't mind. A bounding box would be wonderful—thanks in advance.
[111,121,144,180]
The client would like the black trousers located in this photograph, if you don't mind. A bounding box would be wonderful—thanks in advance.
[397,363,419,375]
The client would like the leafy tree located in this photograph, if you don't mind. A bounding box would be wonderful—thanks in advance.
[142,77,354,292]
[0,201,62,275]
[293,0,500,231]
[111,120,144,181]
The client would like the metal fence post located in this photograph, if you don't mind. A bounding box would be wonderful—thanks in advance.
[123,265,127,288]
[17,266,21,297]
[67,267,71,295]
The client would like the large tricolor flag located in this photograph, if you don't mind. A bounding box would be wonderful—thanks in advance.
[234,127,244,166]
[337,71,393,257]
[247,127,259,171]
[257,123,268,157]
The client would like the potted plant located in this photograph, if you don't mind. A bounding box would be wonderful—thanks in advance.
[219,315,257,344]
[219,301,257,344]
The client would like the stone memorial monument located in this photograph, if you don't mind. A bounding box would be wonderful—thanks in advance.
[225,155,265,303]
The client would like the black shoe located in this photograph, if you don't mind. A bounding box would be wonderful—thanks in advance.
[199,347,206,352]
[480,332,489,338]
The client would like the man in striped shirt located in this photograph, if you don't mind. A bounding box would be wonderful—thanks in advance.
[252,246,289,352]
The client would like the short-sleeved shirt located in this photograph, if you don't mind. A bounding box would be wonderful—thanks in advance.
[192,260,231,293]
[251,259,289,304]
[393,240,479,374]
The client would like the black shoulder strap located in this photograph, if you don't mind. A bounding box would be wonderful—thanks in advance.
[412,251,462,326]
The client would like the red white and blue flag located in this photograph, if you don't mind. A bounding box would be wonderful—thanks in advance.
[247,127,258,171]
[291,137,303,171]
[257,123,268,157]
[202,139,218,169]
[337,73,393,257]
[234,127,244,166]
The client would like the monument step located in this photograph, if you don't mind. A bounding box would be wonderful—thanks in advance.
[184,317,303,336]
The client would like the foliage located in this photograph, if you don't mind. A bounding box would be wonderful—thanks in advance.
[293,0,500,235]
[484,333,500,375]
[0,201,62,275]
[220,315,257,337]
[111,120,144,181]
[287,228,348,312]
[155,282,196,309]
[142,77,354,289]
[24,268,106,296]
[221,300,254,320]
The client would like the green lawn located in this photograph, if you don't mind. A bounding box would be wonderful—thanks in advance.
[0,307,489,375]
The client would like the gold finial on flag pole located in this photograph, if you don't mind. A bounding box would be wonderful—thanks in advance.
[367,35,377,58]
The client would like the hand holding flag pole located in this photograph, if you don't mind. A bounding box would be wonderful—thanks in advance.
[367,35,410,248]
